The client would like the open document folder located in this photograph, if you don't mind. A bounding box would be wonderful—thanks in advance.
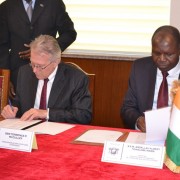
[0,119,42,130]
[26,122,75,135]
[124,107,171,146]
[0,119,75,135]
[73,129,125,145]
[120,107,171,146]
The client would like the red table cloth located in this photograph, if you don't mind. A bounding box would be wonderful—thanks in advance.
[0,124,179,180]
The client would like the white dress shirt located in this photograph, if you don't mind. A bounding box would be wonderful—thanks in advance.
[22,0,36,10]
[152,59,180,109]
[34,66,58,120]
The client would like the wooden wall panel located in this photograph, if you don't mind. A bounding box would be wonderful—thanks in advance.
[62,57,133,128]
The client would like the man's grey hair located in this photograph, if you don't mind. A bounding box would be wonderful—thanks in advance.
[30,35,61,62]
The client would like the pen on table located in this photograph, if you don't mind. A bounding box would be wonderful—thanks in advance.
[8,99,14,111]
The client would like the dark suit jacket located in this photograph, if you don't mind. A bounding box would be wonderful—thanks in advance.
[13,62,92,124]
[0,0,77,86]
[121,56,158,129]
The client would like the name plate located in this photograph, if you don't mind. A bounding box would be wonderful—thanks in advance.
[0,128,38,152]
[101,141,165,169]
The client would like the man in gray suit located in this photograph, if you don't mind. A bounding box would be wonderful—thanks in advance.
[121,25,180,132]
[1,35,92,124]
[0,0,77,93]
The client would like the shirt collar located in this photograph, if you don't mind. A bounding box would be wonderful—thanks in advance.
[157,58,180,76]
[48,66,58,82]
[23,0,35,7]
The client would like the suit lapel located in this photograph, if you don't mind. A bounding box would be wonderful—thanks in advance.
[15,0,30,23]
[31,0,47,24]
[29,73,39,107]
[147,62,157,109]
[178,73,180,79]
[48,64,66,107]
[15,0,46,24]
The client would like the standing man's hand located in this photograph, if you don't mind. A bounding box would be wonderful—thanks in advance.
[19,44,30,60]
[137,116,146,132]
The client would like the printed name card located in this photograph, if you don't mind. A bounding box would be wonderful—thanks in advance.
[101,141,165,169]
[0,128,38,152]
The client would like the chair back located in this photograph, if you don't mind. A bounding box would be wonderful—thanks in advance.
[65,62,95,121]
[0,69,10,113]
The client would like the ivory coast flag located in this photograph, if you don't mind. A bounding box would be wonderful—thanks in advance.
[165,88,180,173]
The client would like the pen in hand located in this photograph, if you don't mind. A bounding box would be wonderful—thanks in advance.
[8,99,14,111]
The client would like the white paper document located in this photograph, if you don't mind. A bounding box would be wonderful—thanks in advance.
[26,122,75,135]
[75,129,123,144]
[0,119,42,130]
[145,107,171,144]
[125,132,146,144]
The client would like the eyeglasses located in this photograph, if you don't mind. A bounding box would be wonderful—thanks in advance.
[29,61,53,70]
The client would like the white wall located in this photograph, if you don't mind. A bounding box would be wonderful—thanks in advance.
[170,0,180,30]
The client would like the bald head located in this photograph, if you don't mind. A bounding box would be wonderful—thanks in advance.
[151,25,180,72]
[152,25,180,48]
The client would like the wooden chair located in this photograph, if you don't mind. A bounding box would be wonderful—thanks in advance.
[65,62,95,122]
[0,69,10,115]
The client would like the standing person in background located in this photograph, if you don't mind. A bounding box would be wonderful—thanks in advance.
[121,25,180,132]
[0,0,77,96]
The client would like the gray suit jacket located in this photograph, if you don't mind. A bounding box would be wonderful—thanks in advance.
[121,56,158,129]
[13,62,92,124]
[121,56,180,129]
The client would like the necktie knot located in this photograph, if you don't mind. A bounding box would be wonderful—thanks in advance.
[25,0,32,4]
[44,78,49,84]
[162,71,168,78]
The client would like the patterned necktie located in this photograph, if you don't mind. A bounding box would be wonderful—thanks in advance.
[39,79,49,110]
[157,71,169,108]
[26,0,33,21]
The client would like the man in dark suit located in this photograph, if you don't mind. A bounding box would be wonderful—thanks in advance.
[121,25,180,132]
[1,35,92,124]
[0,0,77,93]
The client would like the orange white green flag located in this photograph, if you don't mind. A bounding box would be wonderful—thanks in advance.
[165,88,180,173]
